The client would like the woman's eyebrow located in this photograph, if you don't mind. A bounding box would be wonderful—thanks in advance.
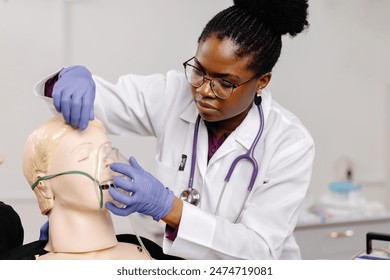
[193,57,240,80]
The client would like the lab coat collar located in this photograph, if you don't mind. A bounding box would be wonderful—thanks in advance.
[179,101,198,124]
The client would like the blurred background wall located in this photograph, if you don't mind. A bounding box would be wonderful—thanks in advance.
[0,0,389,243]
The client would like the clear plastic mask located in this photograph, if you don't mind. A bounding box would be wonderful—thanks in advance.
[95,142,131,208]
[30,142,131,210]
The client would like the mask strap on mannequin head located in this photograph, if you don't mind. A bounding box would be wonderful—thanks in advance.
[31,171,103,208]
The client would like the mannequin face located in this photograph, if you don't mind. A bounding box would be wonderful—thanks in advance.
[0,153,3,165]
[44,126,114,211]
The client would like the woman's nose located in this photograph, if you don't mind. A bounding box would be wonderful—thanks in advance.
[196,79,215,98]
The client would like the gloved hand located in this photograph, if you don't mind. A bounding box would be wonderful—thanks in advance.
[106,156,175,221]
[39,220,49,241]
[52,65,96,130]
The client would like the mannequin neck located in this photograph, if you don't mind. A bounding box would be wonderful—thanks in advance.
[45,207,117,253]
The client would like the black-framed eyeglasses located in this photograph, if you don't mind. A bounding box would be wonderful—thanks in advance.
[183,56,256,99]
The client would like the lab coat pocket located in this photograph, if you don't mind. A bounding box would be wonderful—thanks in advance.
[155,159,186,194]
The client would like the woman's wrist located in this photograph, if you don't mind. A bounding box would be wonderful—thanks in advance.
[162,196,183,229]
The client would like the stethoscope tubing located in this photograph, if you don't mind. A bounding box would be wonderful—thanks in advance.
[184,103,264,220]
[215,105,264,220]
[188,115,201,190]
[223,104,264,192]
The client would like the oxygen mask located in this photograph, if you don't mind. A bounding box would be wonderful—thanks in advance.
[30,142,131,210]
[95,142,131,208]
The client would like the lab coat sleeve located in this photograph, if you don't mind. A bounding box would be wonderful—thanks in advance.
[93,74,161,136]
[93,71,190,137]
[33,69,62,114]
[163,131,315,259]
[33,69,188,138]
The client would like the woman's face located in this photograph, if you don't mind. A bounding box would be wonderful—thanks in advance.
[45,126,114,211]
[192,35,267,124]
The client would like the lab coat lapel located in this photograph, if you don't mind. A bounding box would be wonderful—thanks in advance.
[207,132,236,167]
[179,102,208,179]
[196,119,208,179]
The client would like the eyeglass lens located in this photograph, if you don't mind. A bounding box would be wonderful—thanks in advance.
[184,63,234,99]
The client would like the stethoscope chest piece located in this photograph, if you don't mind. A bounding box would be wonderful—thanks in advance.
[180,188,200,206]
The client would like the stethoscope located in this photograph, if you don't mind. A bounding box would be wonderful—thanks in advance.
[180,99,264,220]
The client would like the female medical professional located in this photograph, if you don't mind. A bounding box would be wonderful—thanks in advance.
[34,0,314,259]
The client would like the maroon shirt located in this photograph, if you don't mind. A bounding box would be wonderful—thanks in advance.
[44,74,59,98]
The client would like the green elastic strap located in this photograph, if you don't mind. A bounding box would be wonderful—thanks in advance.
[31,170,103,209]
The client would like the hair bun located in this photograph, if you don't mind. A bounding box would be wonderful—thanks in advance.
[233,0,309,36]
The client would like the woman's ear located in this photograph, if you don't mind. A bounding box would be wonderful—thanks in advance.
[33,173,54,215]
[256,72,272,91]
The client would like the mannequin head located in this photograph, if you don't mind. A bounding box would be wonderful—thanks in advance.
[22,114,112,215]
[0,153,4,165]
[21,114,153,259]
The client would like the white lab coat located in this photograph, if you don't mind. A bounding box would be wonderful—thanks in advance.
[34,69,315,259]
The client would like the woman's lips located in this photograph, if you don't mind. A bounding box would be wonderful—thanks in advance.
[196,100,218,111]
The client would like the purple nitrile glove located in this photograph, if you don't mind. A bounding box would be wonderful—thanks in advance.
[106,156,174,221]
[52,65,95,130]
[39,220,49,241]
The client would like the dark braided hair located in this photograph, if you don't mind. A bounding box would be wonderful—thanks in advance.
[198,0,309,76]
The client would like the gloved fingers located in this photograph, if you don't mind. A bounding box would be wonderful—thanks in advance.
[89,105,94,121]
[60,89,72,125]
[105,201,135,216]
[80,96,94,130]
[53,65,95,130]
[52,81,72,124]
[108,185,135,205]
[110,162,138,179]
[112,176,138,193]
[70,95,83,129]
[79,80,95,130]
[129,156,143,171]
[53,79,72,124]
[52,82,63,114]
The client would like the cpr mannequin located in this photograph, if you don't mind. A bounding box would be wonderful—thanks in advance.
[22,114,152,260]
